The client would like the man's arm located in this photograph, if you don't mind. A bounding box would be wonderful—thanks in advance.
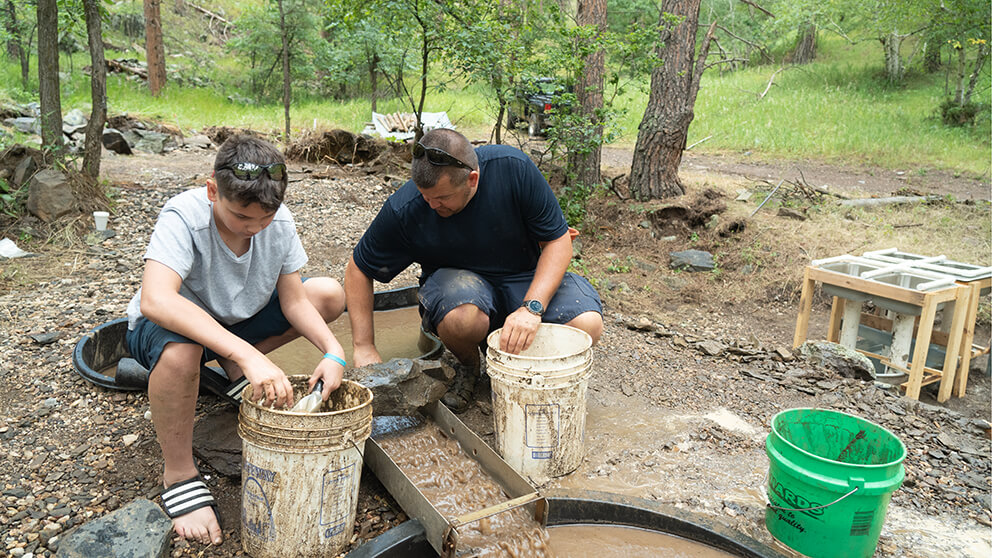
[276,272,346,398]
[499,231,572,354]
[139,260,294,407]
[344,254,382,367]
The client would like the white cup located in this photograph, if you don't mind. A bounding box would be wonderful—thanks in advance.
[93,211,109,231]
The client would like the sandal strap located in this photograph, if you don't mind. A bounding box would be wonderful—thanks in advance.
[225,377,250,402]
[162,477,216,519]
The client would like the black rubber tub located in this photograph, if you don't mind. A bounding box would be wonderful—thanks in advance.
[72,286,441,394]
[345,489,787,558]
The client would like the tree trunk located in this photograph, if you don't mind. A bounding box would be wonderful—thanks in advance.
[276,0,291,140]
[791,23,816,64]
[880,30,903,82]
[370,51,379,113]
[82,0,107,178]
[964,44,989,105]
[567,0,607,190]
[953,44,967,105]
[37,0,63,158]
[5,0,30,88]
[144,0,167,96]
[629,0,715,201]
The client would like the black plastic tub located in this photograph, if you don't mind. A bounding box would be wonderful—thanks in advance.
[346,489,787,558]
[72,286,440,393]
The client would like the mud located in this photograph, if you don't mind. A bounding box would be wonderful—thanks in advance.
[546,524,736,557]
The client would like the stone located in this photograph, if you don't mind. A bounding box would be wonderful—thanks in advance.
[798,341,876,381]
[101,129,132,155]
[183,135,213,149]
[192,407,242,478]
[26,169,76,222]
[351,358,455,416]
[12,156,38,187]
[4,116,40,134]
[133,131,172,154]
[62,109,87,128]
[697,340,725,356]
[775,347,794,361]
[669,250,715,272]
[56,499,171,558]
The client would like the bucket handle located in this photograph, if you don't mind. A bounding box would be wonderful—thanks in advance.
[761,469,860,512]
[350,439,365,459]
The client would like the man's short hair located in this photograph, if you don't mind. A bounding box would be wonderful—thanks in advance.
[411,129,479,190]
[213,135,287,211]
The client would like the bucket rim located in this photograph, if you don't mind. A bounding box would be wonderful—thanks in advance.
[770,408,906,469]
[486,324,592,362]
[241,377,374,417]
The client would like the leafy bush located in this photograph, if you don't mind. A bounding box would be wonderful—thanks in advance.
[939,98,987,126]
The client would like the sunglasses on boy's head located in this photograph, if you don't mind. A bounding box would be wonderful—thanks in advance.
[412,142,473,170]
[218,162,287,181]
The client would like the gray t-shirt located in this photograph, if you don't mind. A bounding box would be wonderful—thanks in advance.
[126,187,308,329]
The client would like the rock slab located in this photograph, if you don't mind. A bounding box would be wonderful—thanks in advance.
[798,341,877,381]
[351,358,455,416]
[56,498,171,558]
[669,250,715,272]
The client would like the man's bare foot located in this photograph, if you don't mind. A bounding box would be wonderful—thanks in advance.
[173,505,223,545]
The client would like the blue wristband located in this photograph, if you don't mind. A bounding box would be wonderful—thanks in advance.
[323,353,347,367]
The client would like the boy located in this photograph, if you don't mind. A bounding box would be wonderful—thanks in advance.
[125,135,347,545]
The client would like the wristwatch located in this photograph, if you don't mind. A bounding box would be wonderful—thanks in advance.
[522,299,544,316]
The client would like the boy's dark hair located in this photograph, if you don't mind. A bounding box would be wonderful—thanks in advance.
[213,135,287,211]
[411,129,478,190]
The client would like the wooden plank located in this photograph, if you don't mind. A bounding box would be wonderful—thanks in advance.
[792,267,816,349]
[827,297,844,343]
[937,286,969,402]
[807,268,929,306]
[904,294,940,400]
[954,283,980,397]
[860,313,952,347]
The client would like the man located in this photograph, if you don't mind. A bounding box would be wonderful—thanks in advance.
[345,128,602,412]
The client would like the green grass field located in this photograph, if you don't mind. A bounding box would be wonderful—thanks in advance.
[1,34,989,176]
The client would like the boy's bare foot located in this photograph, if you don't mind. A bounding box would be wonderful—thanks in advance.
[161,476,223,545]
[173,506,223,545]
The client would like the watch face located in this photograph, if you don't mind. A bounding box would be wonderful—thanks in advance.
[525,300,543,314]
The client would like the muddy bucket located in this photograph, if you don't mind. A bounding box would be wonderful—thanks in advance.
[238,377,373,558]
[486,324,593,482]
[765,408,905,558]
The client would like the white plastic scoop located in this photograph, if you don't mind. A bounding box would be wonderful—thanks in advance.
[290,379,324,413]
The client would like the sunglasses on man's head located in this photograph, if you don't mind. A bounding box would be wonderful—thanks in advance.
[219,162,287,181]
[412,142,473,170]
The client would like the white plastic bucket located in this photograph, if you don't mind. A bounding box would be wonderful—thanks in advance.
[486,324,593,483]
[238,377,372,558]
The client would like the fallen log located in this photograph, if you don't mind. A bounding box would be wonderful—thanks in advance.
[838,195,942,208]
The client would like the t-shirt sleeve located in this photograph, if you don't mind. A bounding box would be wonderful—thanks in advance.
[143,209,195,279]
[352,202,414,283]
[280,227,308,275]
[515,156,569,241]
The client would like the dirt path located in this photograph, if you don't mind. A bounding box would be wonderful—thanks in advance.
[1,145,989,558]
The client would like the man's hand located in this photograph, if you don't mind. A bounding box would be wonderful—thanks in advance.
[242,353,294,408]
[353,344,383,368]
[499,307,542,354]
[310,357,344,401]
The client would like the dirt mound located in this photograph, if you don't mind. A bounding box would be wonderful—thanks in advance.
[0,144,46,177]
[201,125,266,146]
[646,187,728,236]
[106,114,184,138]
[285,129,412,176]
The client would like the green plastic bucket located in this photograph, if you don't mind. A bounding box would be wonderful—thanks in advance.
[765,408,906,558]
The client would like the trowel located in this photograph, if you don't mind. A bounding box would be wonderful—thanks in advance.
[290,379,324,413]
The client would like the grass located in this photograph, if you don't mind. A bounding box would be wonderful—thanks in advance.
[1,34,989,176]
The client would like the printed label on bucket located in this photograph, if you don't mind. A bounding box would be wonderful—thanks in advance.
[525,404,560,459]
[850,510,875,536]
[243,462,277,541]
[319,464,355,539]
[770,474,825,519]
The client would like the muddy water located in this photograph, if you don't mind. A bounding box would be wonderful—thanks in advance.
[547,525,736,557]
[374,417,552,557]
[265,307,426,372]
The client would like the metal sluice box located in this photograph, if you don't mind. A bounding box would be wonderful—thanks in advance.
[363,401,546,558]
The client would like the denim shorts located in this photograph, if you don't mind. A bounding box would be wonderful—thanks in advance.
[125,288,293,373]
[417,268,602,334]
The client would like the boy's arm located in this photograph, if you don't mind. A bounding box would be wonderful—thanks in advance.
[276,271,346,399]
[344,254,382,367]
[139,259,294,407]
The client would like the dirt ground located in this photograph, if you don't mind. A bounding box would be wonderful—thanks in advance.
[1,138,990,558]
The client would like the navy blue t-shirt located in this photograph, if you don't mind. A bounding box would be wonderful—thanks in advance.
[353,144,568,284]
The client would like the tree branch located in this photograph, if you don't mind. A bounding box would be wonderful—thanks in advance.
[737,0,774,18]
[758,67,785,100]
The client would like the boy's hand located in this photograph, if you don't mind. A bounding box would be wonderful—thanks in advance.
[310,358,345,402]
[243,354,294,408]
